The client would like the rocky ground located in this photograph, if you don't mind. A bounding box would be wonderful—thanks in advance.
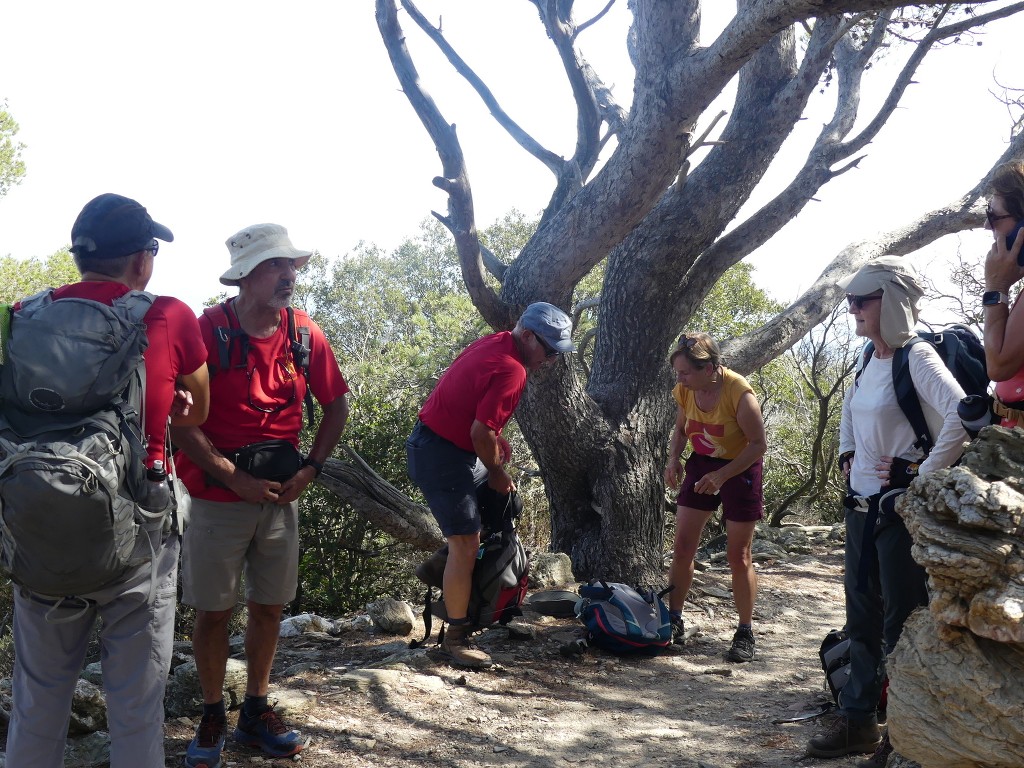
[156,530,883,768]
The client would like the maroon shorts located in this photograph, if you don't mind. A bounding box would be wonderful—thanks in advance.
[675,453,764,522]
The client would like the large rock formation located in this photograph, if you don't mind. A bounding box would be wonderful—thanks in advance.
[889,426,1024,768]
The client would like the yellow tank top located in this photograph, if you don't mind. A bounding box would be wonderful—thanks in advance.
[672,367,754,460]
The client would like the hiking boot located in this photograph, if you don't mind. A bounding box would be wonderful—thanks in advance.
[436,623,493,668]
[726,626,755,662]
[232,705,305,758]
[185,713,226,768]
[807,714,881,758]
[856,731,894,768]
[671,616,687,646]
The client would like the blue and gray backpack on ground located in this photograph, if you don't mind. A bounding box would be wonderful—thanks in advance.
[0,289,175,600]
[575,580,673,656]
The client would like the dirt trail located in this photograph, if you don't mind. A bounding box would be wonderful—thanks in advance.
[164,547,873,768]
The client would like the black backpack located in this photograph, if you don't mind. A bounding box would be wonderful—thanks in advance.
[819,629,851,705]
[858,325,988,455]
[576,581,673,656]
[411,487,528,644]
[0,290,166,598]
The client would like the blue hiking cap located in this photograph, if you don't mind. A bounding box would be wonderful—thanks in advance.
[70,193,174,259]
[520,302,576,353]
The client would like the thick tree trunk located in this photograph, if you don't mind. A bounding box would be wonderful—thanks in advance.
[516,361,674,584]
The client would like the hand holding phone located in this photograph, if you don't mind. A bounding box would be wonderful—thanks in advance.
[1009,221,1024,265]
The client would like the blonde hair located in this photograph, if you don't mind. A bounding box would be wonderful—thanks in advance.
[670,332,723,369]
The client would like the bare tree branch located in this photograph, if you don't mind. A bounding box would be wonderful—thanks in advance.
[574,0,616,38]
[376,0,511,329]
[401,0,566,176]
[724,125,1024,375]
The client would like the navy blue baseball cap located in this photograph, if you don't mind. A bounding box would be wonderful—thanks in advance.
[520,302,576,353]
[70,193,174,259]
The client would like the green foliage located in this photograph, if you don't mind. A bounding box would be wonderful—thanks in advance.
[0,101,27,199]
[755,309,856,526]
[692,262,786,340]
[0,249,79,303]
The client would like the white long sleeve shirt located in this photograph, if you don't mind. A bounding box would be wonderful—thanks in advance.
[840,341,967,497]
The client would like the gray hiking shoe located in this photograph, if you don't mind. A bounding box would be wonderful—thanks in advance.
[726,626,755,662]
[671,616,687,646]
[435,624,492,669]
[807,714,881,758]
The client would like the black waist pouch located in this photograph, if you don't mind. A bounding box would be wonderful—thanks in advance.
[230,440,303,483]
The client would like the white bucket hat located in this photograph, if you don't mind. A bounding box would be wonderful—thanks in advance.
[220,223,312,286]
[837,255,924,349]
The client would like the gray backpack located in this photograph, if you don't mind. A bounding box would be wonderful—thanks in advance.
[0,289,167,599]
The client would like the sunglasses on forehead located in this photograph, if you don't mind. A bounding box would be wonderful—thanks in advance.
[846,294,882,310]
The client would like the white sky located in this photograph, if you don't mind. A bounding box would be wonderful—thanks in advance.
[0,2,1021,312]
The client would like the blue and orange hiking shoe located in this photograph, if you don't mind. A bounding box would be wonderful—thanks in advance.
[185,713,226,768]
[232,705,306,758]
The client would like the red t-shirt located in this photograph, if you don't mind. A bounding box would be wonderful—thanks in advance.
[176,306,349,501]
[418,332,527,452]
[50,282,207,467]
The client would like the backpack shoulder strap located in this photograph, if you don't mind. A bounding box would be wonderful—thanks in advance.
[892,337,933,455]
[112,290,157,322]
[202,300,248,375]
[286,306,316,429]
[854,342,874,387]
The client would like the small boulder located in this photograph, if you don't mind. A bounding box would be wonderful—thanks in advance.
[528,552,575,588]
[366,598,415,636]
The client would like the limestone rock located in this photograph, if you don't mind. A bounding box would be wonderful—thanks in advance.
[164,658,247,718]
[528,551,574,588]
[887,426,1024,768]
[81,662,102,686]
[63,730,111,767]
[898,429,1024,644]
[68,679,107,736]
[280,612,337,637]
[366,597,415,635]
[888,610,1024,768]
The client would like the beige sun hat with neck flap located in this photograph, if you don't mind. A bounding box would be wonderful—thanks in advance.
[837,255,925,349]
[220,223,313,286]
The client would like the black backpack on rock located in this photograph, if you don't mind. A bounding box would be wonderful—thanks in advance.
[411,487,528,645]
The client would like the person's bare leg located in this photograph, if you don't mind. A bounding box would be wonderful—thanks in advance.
[667,506,713,613]
[442,532,481,620]
[191,608,233,703]
[725,519,757,625]
[244,601,284,696]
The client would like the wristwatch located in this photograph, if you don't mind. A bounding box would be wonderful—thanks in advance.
[301,457,324,477]
[982,290,1008,306]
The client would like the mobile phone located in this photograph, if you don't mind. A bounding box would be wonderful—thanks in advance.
[1011,221,1024,265]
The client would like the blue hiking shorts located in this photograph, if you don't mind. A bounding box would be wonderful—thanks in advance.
[406,421,487,537]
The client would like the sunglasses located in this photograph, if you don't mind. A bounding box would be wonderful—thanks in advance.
[986,205,1014,227]
[145,240,159,257]
[677,335,699,349]
[846,294,883,310]
[537,335,560,358]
